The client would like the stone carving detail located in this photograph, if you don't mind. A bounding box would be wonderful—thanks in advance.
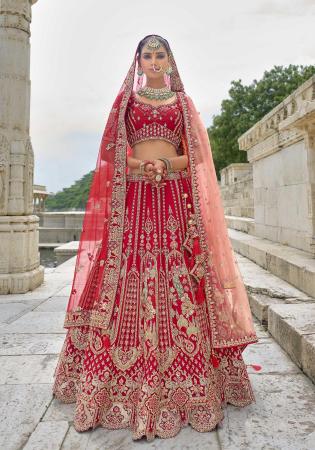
[25,139,34,214]
[0,0,32,35]
[0,135,9,214]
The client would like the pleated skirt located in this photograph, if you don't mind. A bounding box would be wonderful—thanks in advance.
[52,169,255,441]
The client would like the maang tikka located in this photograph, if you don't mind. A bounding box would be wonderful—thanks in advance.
[146,35,161,51]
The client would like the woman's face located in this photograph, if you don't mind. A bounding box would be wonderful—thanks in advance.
[138,42,169,79]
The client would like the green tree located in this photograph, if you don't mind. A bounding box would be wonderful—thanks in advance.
[209,64,315,179]
[45,171,94,211]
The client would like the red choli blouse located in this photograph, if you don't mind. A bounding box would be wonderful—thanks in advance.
[125,92,184,154]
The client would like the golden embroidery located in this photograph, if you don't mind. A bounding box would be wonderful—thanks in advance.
[112,347,141,371]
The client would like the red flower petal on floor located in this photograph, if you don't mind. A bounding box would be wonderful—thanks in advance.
[247,364,262,371]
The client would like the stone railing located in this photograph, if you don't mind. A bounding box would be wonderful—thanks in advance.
[33,184,48,213]
[238,75,315,159]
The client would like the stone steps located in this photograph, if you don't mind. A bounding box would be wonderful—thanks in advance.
[229,227,315,298]
[231,228,315,385]
[268,303,315,384]
[225,215,255,235]
[224,206,254,218]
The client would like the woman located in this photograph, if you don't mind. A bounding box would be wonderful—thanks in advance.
[52,34,259,441]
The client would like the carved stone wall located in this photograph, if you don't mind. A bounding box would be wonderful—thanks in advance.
[219,163,254,218]
[0,0,44,293]
[238,75,315,254]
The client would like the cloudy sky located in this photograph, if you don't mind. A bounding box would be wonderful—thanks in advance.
[30,0,315,193]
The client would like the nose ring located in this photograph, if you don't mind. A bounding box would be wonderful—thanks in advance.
[152,64,162,73]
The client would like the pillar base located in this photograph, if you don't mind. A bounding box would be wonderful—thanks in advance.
[0,265,45,294]
[0,215,44,294]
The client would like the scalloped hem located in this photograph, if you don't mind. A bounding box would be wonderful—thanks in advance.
[52,390,255,441]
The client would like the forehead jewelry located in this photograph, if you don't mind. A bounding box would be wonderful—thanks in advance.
[145,35,161,51]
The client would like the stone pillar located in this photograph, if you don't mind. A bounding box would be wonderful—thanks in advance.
[0,0,44,293]
[238,75,315,255]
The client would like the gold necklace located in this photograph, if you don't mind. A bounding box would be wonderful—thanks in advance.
[137,85,175,101]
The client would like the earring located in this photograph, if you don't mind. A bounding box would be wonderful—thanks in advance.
[166,65,173,75]
[137,67,144,76]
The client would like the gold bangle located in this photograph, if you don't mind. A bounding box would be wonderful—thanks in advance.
[158,157,173,173]
[139,161,146,174]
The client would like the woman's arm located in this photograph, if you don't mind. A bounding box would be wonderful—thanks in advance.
[127,155,141,169]
[168,155,188,171]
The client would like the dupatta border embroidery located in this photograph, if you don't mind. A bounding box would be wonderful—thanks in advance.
[96,73,135,328]
[177,92,258,348]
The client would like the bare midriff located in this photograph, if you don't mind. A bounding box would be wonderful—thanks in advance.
[128,140,179,174]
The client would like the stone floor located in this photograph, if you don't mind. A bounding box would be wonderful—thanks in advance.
[0,255,315,450]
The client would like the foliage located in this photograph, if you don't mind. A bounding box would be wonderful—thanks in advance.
[45,171,94,211]
[208,64,315,178]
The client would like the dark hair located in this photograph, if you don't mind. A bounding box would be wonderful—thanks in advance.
[136,35,171,62]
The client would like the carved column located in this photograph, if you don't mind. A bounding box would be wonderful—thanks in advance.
[0,0,44,293]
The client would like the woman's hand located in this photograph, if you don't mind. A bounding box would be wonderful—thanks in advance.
[144,159,167,186]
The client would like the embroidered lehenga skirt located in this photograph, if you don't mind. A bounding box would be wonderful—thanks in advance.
[52,169,255,441]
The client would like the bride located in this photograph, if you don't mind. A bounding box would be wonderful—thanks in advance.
[52,34,259,441]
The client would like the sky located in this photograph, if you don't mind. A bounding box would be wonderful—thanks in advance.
[29,0,315,194]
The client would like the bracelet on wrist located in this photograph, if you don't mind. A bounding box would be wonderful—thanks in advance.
[158,159,167,173]
[157,157,173,174]
[139,161,146,175]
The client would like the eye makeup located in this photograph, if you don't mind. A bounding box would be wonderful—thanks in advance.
[142,52,166,57]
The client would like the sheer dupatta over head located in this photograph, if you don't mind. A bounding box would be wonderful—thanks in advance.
[64,35,258,349]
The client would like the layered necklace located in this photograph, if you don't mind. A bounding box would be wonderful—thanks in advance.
[137,85,175,101]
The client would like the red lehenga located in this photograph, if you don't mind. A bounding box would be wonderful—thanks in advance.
[52,35,259,441]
